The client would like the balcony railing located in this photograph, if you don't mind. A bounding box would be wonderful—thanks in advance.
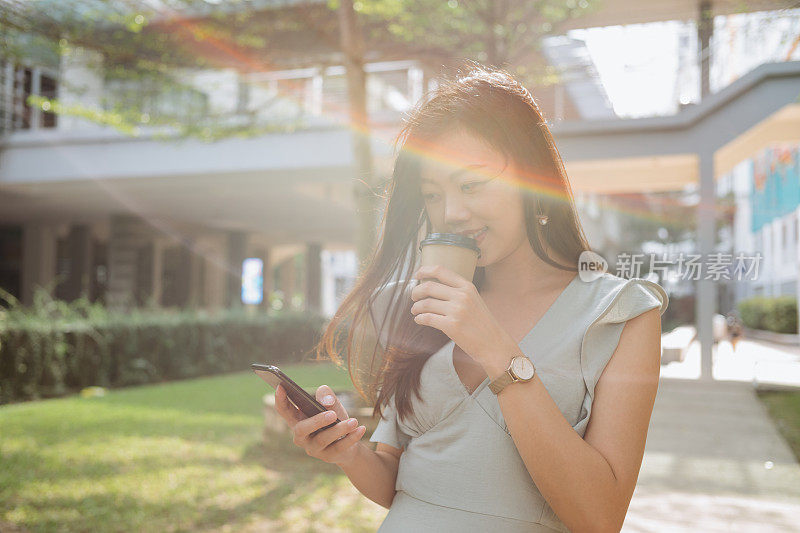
[238,60,424,128]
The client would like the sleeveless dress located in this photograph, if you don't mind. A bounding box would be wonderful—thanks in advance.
[368,272,669,532]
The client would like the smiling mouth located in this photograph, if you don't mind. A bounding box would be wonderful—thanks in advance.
[461,227,488,239]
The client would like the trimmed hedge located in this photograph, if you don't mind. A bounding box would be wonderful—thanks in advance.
[738,296,798,334]
[0,309,328,404]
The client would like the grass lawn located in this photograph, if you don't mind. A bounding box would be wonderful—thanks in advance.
[0,363,388,532]
[757,389,800,462]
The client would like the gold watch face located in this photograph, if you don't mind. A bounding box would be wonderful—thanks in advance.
[511,356,534,380]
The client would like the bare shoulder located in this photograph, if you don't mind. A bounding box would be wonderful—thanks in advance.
[596,306,661,391]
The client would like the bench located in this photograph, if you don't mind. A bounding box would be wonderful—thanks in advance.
[661,325,697,364]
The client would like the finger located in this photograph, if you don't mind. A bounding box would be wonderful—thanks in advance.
[316,385,349,421]
[275,384,305,426]
[294,409,339,442]
[325,425,367,456]
[410,279,454,303]
[413,312,448,331]
[310,417,360,452]
[410,296,451,317]
[413,265,468,289]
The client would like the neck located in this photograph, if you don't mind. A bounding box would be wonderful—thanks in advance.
[480,237,571,297]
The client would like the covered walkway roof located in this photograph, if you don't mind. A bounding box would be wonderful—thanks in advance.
[556,0,793,30]
[1,63,798,245]
[556,61,800,193]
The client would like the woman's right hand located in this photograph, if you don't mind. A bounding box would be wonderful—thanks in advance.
[274,383,367,467]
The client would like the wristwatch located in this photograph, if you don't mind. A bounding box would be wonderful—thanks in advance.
[489,355,536,395]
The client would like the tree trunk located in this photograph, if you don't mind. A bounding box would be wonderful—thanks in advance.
[338,0,378,276]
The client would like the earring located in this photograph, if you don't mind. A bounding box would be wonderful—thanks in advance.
[537,214,549,226]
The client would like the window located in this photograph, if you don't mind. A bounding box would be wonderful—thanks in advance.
[40,72,57,128]
[13,67,33,129]
[0,62,58,133]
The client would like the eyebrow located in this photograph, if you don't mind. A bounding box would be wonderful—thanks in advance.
[420,164,487,184]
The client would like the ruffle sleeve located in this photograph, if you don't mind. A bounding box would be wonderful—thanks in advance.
[572,277,669,437]
[369,394,412,451]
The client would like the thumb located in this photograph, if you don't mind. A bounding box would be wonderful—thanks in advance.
[316,384,349,421]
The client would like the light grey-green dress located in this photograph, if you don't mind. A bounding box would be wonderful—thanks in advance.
[368,272,669,532]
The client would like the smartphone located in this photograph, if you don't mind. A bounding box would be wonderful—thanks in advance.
[251,363,341,436]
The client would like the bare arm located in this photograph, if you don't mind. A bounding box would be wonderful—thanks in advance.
[484,307,662,532]
[337,442,402,509]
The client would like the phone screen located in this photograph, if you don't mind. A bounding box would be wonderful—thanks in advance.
[251,363,341,435]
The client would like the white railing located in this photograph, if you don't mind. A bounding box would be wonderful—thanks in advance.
[0,59,425,137]
[240,60,424,127]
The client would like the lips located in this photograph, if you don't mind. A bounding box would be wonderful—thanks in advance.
[458,226,488,239]
[472,227,488,244]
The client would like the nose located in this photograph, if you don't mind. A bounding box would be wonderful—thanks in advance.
[443,192,471,228]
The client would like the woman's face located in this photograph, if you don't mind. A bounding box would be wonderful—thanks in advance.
[418,129,529,268]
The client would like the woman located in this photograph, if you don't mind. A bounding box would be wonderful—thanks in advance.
[726,311,744,350]
[274,63,668,532]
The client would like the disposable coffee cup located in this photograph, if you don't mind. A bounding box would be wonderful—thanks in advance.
[418,233,481,284]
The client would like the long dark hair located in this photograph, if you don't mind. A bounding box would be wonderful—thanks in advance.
[315,62,591,423]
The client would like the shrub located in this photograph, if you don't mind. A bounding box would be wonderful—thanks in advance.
[739,296,770,330]
[738,295,798,334]
[766,296,798,334]
[0,289,328,403]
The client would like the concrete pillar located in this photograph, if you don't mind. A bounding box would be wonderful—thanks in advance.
[187,239,202,308]
[21,223,57,305]
[57,224,93,301]
[202,237,226,310]
[134,241,155,306]
[697,151,717,381]
[262,247,272,310]
[796,207,800,346]
[175,245,192,307]
[160,244,194,308]
[772,220,781,296]
[151,239,164,306]
[89,240,107,303]
[107,214,154,310]
[226,230,247,307]
[287,257,296,299]
[305,242,322,314]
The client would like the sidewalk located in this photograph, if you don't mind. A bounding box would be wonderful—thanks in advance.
[624,376,800,532]
[660,337,800,389]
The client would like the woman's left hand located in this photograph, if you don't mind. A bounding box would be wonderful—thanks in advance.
[410,264,517,369]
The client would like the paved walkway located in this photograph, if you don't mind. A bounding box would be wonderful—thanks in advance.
[660,338,800,389]
[624,376,800,532]
[252,336,800,532]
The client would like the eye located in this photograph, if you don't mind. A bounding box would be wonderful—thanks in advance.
[422,193,440,202]
[461,181,485,193]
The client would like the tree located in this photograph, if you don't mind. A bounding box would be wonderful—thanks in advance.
[353,0,599,86]
[330,0,601,267]
[1,0,601,270]
[336,0,377,275]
